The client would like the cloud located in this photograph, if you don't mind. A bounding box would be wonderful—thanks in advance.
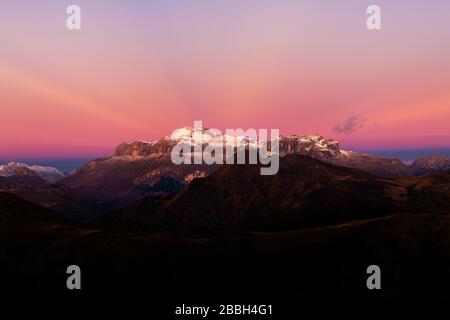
[333,115,367,135]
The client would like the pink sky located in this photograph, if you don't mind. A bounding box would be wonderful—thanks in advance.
[1,0,450,159]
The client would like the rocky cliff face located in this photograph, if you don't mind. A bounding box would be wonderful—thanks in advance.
[279,135,341,159]
[115,140,175,157]
[113,130,409,177]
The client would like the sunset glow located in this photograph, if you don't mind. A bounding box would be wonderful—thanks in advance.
[1,0,450,159]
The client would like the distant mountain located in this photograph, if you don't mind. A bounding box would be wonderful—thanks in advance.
[278,135,409,177]
[0,162,65,183]
[410,155,450,176]
[0,163,46,188]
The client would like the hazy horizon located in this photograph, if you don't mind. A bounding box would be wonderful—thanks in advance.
[2,147,450,170]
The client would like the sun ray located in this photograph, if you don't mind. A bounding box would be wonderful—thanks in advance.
[0,64,149,132]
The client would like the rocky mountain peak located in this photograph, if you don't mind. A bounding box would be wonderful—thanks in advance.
[410,154,450,175]
[0,162,65,183]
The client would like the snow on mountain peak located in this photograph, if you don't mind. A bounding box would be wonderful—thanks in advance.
[116,128,351,159]
[0,162,65,182]
[169,126,208,142]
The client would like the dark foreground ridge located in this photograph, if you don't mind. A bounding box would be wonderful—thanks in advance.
[0,155,450,301]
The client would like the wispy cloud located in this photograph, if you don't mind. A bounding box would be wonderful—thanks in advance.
[333,115,367,135]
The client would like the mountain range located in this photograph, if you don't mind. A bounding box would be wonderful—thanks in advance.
[1,128,450,220]
[1,128,450,299]
[114,127,450,177]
